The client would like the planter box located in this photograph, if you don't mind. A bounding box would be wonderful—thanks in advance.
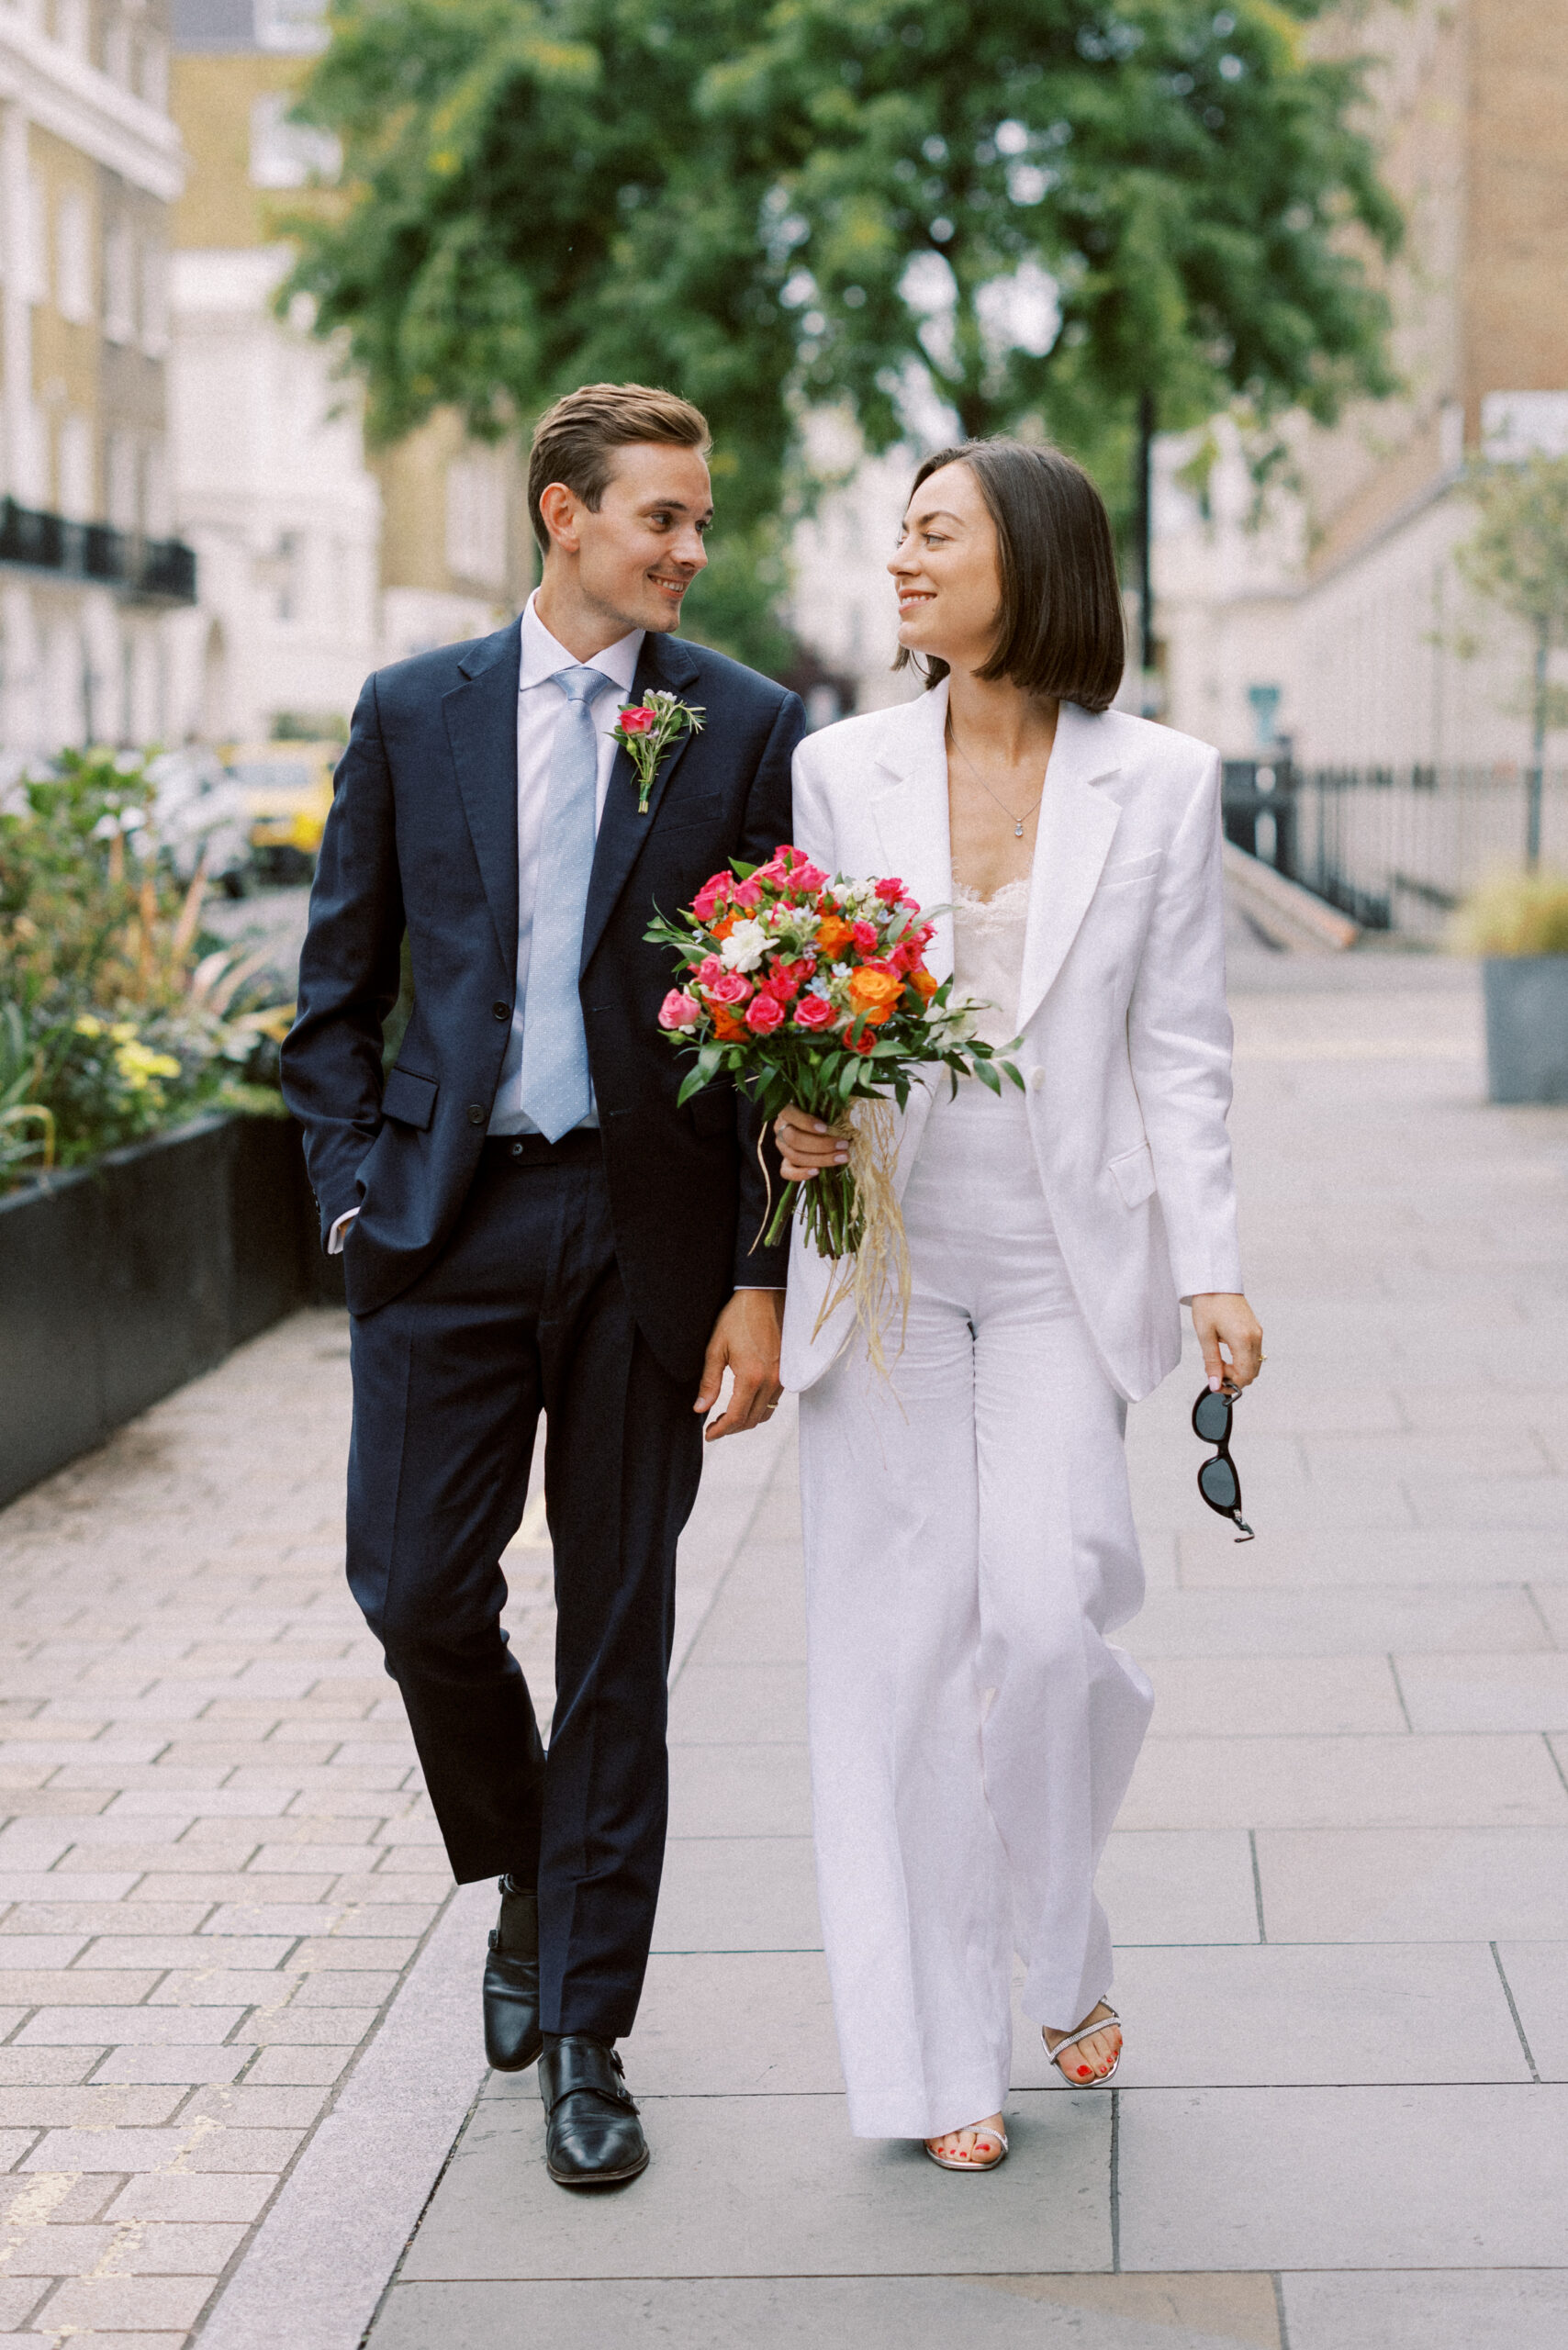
[0,1113,333,1510]
[1483,956,1568,1104]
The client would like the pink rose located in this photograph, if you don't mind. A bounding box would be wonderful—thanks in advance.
[745,993,786,1035]
[792,993,836,1030]
[874,876,907,903]
[706,970,752,1006]
[692,872,733,922]
[618,704,657,737]
[851,920,879,952]
[694,954,726,988]
[731,876,764,910]
[658,990,702,1031]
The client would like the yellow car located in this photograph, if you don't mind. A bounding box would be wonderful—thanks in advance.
[228,742,340,880]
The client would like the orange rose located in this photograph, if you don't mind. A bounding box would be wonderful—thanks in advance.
[911,968,939,1002]
[848,967,902,1015]
[815,914,854,957]
[711,1006,747,1041]
[711,914,736,941]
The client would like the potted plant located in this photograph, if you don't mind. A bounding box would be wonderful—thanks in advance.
[1454,872,1568,1102]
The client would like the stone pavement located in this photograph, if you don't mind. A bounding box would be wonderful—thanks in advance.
[1,939,1566,2346]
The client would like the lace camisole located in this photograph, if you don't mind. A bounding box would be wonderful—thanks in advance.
[950,873,1031,1050]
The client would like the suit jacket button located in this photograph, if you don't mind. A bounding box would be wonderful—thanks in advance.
[492,1002,510,1021]
[466,1103,485,1125]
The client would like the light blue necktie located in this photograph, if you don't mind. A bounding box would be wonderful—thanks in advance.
[518,664,600,1140]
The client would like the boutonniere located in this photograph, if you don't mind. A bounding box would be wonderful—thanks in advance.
[610,691,705,815]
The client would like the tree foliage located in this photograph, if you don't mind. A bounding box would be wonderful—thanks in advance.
[284,0,1402,652]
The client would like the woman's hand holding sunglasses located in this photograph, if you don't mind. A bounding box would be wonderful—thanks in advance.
[1190,1292,1263,1394]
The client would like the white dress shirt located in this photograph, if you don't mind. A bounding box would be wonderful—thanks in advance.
[488,592,644,1135]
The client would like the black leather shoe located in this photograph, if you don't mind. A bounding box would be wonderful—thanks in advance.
[538,2034,648,2187]
[483,1877,541,2073]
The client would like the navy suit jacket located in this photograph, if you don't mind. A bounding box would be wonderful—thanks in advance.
[282,619,804,1380]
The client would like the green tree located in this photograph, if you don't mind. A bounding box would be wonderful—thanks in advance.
[285,0,1401,663]
[1455,453,1568,867]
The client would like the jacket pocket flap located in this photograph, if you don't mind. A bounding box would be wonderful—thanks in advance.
[382,1066,438,1130]
[688,1083,734,1136]
[1109,1140,1156,1207]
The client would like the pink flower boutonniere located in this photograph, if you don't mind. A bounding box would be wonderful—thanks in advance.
[610,691,705,814]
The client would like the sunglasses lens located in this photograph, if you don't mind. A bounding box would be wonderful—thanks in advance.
[1193,1392,1230,1443]
[1200,1457,1238,1511]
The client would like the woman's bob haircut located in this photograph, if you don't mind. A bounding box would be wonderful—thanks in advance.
[895,439,1125,712]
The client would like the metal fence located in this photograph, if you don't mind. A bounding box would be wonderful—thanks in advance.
[1220,761,1568,940]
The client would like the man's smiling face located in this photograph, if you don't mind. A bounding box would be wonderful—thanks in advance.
[552,442,713,639]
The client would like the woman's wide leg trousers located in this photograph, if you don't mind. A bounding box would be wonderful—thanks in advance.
[798,1083,1154,2140]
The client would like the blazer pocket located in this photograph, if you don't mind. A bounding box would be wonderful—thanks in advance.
[688,1084,734,1138]
[1109,1140,1157,1208]
[381,1065,438,1130]
[1103,848,1162,879]
[658,792,725,835]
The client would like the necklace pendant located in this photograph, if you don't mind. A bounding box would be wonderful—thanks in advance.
[1014,819,1025,838]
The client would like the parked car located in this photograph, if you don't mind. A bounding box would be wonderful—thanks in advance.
[145,748,252,894]
[227,742,339,882]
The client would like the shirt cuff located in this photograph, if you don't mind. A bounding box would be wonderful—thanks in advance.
[327,1207,360,1256]
[734,1283,786,1292]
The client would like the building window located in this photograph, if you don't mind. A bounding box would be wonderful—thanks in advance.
[249,93,341,189]
[56,190,92,325]
[139,35,169,111]
[140,241,168,356]
[106,431,138,532]
[54,0,88,59]
[26,176,49,305]
[446,451,509,593]
[103,217,135,342]
[58,415,94,522]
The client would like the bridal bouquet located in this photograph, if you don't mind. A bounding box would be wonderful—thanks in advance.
[648,845,1021,1355]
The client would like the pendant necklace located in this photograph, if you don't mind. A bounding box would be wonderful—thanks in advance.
[946,718,1043,838]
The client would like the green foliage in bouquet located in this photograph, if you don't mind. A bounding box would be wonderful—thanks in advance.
[0,750,292,1188]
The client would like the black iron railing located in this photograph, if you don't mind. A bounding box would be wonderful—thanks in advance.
[1221,759,1568,937]
[0,498,196,605]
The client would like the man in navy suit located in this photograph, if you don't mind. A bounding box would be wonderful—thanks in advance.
[283,385,802,2187]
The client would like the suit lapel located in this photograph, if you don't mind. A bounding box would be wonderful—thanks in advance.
[1016,701,1122,1031]
[442,621,522,973]
[868,679,955,983]
[579,632,703,973]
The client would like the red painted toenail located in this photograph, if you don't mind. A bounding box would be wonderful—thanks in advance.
[1077,2065,1092,2076]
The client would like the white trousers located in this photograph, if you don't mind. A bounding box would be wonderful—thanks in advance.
[798,1080,1154,2140]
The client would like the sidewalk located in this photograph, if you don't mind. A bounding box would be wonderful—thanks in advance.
[2,940,1565,2346]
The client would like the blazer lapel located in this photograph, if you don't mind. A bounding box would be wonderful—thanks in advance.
[868,679,955,983]
[1015,701,1122,1031]
[442,621,522,973]
[579,632,702,973]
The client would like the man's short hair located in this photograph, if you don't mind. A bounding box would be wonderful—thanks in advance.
[527,383,711,553]
[896,439,1126,711]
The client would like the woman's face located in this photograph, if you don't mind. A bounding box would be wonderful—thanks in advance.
[889,461,1002,676]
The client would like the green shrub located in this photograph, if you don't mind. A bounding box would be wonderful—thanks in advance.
[1452,871,1568,957]
[0,749,290,1188]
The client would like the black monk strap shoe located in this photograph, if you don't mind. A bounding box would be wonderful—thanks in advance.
[538,2033,649,2188]
[483,1877,542,2074]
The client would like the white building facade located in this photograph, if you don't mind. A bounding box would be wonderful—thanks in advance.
[0,0,196,760]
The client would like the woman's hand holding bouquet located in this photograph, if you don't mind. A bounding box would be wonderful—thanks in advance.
[647,845,1021,1356]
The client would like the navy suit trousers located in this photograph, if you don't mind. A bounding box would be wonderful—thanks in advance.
[344,1132,704,2039]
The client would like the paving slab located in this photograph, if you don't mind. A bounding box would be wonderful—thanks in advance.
[397,2086,1112,2279]
[1116,2085,1568,2269]
[1282,2268,1568,2350]
[370,2274,1286,2350]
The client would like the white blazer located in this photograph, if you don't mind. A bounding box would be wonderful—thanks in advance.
[779,679,1243,1402]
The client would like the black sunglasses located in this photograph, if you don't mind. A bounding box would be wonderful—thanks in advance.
[1192,1380,1254,1541]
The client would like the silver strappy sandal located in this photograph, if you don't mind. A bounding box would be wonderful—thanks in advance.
[1046,2003,1123,2085]
[924,2121,1009,2172]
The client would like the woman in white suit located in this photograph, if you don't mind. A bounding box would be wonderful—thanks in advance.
[776,442,1262,2170]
